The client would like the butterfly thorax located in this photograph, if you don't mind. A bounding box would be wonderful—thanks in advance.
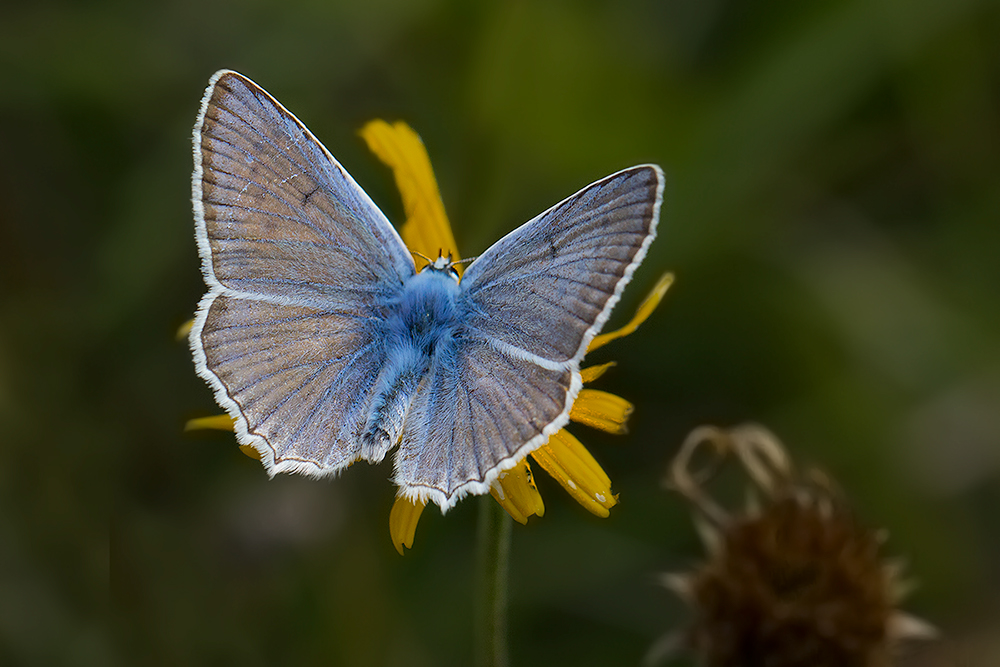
[390,269,462,354]
[361,270,463,462]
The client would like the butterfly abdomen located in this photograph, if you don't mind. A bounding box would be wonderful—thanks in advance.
[360,270,463,462]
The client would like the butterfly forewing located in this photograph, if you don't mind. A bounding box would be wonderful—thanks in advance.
[460,166,663,364]
[195,70,414,307]
[191,70,413,476]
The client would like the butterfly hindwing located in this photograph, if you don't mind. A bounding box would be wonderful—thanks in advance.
[196,296,386,472]
[394,337,575,506]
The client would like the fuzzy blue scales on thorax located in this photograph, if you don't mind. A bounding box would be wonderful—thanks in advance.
[386,267,462,354]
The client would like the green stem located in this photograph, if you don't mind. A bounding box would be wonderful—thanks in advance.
[475,497,512,667]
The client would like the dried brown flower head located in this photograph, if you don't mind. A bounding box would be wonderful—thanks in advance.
[654,424,936,667]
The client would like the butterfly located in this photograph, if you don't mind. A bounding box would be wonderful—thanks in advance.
[190,70,663,511]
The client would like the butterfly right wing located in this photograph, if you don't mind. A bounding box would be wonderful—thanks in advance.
[393,166,663,509]
[190,70,415,476]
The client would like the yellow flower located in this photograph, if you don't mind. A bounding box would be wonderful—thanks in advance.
[360,120,673,554]
[186,120,672,555]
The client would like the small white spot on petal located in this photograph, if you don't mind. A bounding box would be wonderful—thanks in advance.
[567,479,578,490]
[595,493,606,503]
[491,482,506,501]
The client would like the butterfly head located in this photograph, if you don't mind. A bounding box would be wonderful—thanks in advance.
[417,250,461,282]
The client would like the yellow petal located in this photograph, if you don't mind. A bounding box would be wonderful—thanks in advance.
[237,445,262,461]
[579,361,616,384]
[588,272,674,352]
[359,120,460,270]
[389,496,426,555]
[184,414,235,432]
[176,318,194,341]
[184,415,261,460]
[490,460,545,524]
[569,389,634,435]
[530,430,618,517]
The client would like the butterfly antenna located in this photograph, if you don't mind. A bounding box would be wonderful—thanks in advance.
[453,256,478,266]
[410,250,432,263]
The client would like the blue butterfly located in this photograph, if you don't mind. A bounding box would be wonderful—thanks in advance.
[190,70,663,511]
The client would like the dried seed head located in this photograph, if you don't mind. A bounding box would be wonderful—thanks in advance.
[689,494,893,666]
[659,424,936,667]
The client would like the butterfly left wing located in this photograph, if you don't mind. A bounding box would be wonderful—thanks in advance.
[393,165,664,508]
[190,70,415,477]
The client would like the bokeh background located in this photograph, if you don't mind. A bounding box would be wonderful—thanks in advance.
[2,0,999,665]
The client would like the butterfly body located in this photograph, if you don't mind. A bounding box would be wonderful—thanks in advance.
[191,70,663,510]
[362,264,463,462]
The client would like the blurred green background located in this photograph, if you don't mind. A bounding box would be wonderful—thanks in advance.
[2,0,999,665]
